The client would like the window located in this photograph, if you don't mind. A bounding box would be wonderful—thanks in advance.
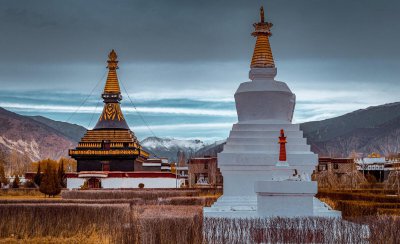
[333,163,339,169]
[204,163,208,170]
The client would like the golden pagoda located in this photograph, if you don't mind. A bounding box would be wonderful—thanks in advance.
[251,6,275,68]
[69,50,149,172]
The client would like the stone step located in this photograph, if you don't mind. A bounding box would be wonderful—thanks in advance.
[218,152,317,166]
[229,130,304,138]
[223,144,310,152]
[227,137,307,145]
[232,123,300,131]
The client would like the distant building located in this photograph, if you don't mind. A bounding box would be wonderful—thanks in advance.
[188,156,222,188]
[317,157,355,175]
[176,166,189,187]
[354,153,399,182]
[140,158,170,172]
[316,153,400,182]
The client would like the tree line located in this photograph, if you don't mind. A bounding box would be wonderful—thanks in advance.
[0,158,72,197]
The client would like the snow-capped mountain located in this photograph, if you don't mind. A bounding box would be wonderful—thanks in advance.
[140,137,206,162]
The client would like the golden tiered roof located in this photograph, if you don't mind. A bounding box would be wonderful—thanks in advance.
[250,6,275,68]
[80,130,138,143]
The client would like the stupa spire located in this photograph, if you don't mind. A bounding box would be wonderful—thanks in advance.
[104,49,121,94]
[93,50,129,130]
[250,6,275,68]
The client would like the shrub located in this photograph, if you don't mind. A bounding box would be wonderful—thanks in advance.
[80,180,89,190]
[12,175,20,189]
[57,160,66,188]
[24,180,36,189]
[33,163,42,187]
[0,161,8,188]
[138,183,144,189]
[39,163,61,197]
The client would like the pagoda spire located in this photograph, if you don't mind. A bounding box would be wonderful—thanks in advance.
[93,50,129,130]
[250,6,275,68]
[103,49,121,95]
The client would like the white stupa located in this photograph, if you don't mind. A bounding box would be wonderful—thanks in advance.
[204,7,340,218]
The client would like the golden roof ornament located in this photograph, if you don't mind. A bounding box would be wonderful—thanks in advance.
[250,6,275,68]
[260,6,265,23]
[104,49,121,94]
[107,49,119,70]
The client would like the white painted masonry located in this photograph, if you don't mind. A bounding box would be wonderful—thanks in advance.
[204,66,341,218]
[67,177,183,189]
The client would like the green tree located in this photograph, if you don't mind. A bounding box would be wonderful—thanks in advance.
[39,163,61,197]
[12,175,20,188]
[58,160,66,188]
[34,163,42,187]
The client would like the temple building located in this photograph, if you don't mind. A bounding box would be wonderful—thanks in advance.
[67,50,180,189]
[69,50,149,171]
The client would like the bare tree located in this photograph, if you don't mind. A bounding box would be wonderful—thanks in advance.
[386,170,400,196]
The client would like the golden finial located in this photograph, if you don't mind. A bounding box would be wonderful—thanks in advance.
[107,49,118,70]
[260,6,265,23]
[251,7,275,68]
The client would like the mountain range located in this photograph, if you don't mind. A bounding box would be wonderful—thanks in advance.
[0,102,399,172]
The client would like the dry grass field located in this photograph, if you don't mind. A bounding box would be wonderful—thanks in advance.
[317,188,400,218]
[1,188,400,243]
[0,189,206,244]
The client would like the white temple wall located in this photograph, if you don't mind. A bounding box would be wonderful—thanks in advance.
[67,178,85,190]
[101,178,181,188]
[67,178,183,189]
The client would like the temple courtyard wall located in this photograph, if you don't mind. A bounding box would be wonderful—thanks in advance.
[67,177,184,189]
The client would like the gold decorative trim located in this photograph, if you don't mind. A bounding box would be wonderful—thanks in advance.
[99,103,125,121]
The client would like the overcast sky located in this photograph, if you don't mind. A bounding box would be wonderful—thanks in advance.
[1,0,399,141]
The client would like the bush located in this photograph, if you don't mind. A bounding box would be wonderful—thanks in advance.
[39,163,61,197]
[12,175,20,189]
[24,180,36,189]
[138,183,144,189]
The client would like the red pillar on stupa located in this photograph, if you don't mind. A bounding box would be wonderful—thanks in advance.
[278,129,287,162]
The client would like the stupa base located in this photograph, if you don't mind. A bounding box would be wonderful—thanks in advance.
[204,197,340,218]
